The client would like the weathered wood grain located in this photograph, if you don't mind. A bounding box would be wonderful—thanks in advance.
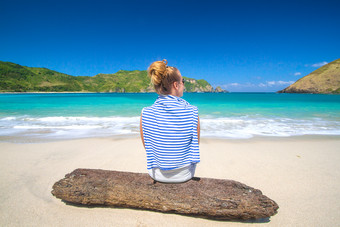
[52,168,278,220]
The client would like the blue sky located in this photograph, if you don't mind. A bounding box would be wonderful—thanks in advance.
[1,0,339,92]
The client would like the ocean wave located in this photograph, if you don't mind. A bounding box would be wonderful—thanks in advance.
[200,117,340,138]
[0,116,140,140]
[1,115,340,141]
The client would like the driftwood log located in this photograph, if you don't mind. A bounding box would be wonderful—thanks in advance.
[52,168,278,220]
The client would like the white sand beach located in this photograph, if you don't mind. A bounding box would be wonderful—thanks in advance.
[1,137,340,226]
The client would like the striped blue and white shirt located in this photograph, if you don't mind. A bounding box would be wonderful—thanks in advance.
[141,95,200,170]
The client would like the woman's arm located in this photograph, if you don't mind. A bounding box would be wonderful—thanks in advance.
[140,113,145,148]
[197,116,200,144]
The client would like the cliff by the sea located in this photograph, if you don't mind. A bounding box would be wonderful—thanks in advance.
[279,59,340,94]
[0,61,226,93]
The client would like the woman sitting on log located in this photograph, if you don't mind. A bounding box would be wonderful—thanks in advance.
[140,59,200,183]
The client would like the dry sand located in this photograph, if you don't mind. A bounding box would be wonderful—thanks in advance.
[0,137,339,226]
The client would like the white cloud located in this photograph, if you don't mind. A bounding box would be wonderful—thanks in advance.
[280,81,295,85]
[230,83,255,87]
[261,81,295,87]
[216,82,255,89]
[215,80,295,91]
[267,81,276,86]
[269,81,295,86]
[312,61,328,67]
[305,61,328,67]
[294,72,301,76]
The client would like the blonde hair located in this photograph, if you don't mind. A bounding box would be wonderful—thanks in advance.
[147,59,181,95]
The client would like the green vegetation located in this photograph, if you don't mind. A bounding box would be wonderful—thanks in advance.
[183,77,213,92]
[279,59,340,94]
[0,61,214,93]
[0,62,84,92]
[333,87,340,94]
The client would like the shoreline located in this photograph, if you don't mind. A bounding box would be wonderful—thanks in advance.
[0,91,225,94]
[2,91,340,95]
[1,134,340,144]
[1,137,340,226]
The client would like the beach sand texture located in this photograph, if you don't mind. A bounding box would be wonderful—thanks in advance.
[1,137,339,226]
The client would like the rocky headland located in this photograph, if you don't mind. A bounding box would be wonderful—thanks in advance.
[278,59,340,94]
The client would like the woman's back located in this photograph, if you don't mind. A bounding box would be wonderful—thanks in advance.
[140,59,200,183]
[142,95,200,170]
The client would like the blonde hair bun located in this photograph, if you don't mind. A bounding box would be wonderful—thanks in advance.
[147,59,168,86]
[147,59,180,95]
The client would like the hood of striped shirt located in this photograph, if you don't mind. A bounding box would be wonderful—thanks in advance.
[155,95,190,109]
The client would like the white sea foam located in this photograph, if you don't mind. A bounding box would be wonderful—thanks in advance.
[0,116,140,140]
[1,115,340,141]
[200,117,340,138]
[2,117,16,121]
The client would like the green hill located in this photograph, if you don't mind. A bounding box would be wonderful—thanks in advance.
[0,61,215,93]
[278,59,340,94]
[0,61,83,92]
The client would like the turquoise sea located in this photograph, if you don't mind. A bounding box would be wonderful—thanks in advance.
[1,93,340,142]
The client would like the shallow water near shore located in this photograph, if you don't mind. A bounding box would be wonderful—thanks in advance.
[1,92,340,142]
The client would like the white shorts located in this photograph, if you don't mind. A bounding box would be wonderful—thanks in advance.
[148,163,197,183]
